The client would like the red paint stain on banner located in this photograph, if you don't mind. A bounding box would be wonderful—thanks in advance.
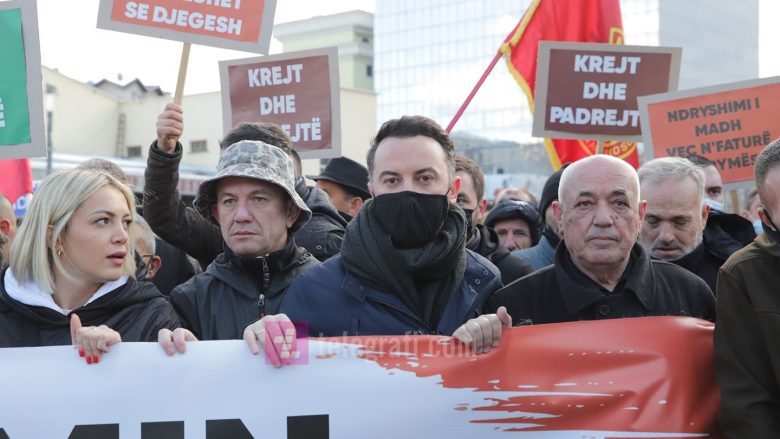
[329,317,723,436]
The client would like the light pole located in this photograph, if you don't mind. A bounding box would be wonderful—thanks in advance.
[45,84,56,175]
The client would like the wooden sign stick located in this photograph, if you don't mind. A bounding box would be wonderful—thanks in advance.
[173,43,191,105]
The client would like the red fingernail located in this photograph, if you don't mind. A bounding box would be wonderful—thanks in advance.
[86,356,93,365]
[79,349,85,357]
[94,356,100,364]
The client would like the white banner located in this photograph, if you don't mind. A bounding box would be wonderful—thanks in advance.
[0,319,722,438]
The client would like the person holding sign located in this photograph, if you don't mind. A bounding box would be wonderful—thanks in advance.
[715,139,780,437]
[0,170,179,363]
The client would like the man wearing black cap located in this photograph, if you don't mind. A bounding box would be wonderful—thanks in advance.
[308,157,371,222]
[512,165,567,271]
[484,199,541,252]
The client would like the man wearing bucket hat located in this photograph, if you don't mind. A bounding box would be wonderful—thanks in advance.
[307,157,371,222]
[158,140,319,352]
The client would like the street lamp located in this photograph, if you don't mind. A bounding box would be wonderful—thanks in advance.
[45,84,56,175]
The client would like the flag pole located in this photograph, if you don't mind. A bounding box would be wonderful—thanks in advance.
[445,50,503,134]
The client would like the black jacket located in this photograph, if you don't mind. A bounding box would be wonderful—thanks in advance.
[668,240,729,294]
[142,141,346,267]
[704,210,755,257]
[169,239,319,340]
[467,224,533,284]
[486,242,716,324]
[294,177,347,261]
[0,270,179,347]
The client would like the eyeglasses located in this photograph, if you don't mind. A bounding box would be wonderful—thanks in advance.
[138,254,155,265]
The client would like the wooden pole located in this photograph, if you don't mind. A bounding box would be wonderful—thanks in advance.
[595,139,604,154]
[729,189,740,214]
[173,43,191,105]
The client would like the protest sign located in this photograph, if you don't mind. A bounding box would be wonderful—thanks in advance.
[0,317,722,438]
[533,42,681,142]
[639,76,780,187]
[97,0,277,53]
[220,48,341,159]
[0,0,45,159]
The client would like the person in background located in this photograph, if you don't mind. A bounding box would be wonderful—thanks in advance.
[486,155,715,326]
[454,155,532,284]
[741,187,763,235]
[494,186,538,206]
[715,138,780,437]
[0,193,17,267]
[637,157,727,292]
[484,199,541,251]
[512,166,567,271]
[307,157,371,222]
[133,215,162,281]
[0,170,178,363]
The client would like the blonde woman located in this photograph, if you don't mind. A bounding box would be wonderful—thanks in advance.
[0,170,179,363]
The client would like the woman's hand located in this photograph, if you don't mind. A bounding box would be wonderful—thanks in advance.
[70,314,122,365]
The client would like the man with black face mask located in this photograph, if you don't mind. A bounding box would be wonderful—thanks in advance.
[255,116,507,355]
[454,155,532,284]
[715,138,780,437]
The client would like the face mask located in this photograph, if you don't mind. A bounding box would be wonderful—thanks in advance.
[373,191,449,249]
[752,219,764,234]
[462,208,475,240]
[704,198,724,212]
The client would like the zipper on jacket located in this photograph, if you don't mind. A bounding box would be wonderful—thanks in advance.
[258,256,270,318]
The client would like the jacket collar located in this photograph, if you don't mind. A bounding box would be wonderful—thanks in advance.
[555,241,654,315]
[755,232,780,257]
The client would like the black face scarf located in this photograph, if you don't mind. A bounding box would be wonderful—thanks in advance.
[762,209,780,244]
[373,191,449,249]
[341,198,467,332]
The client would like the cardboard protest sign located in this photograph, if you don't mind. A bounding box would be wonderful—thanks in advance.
[0,317,722,437]
[639,76,780,187]
[533,42,681,141]
[219,47,341,159]
[0,0,45,159]
[97,0,277,53]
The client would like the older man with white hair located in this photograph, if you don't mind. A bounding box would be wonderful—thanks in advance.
[638,157,728,292]
[486,154,715,324]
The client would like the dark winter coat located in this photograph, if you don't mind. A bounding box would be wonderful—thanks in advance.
[280,250,502,337]
[169,239,319,340]
[0,269,179,347]
[467,224,533,284]
[486,242,716,324]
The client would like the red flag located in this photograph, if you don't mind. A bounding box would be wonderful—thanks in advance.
[501,0,640,169]
[0,158,33,205]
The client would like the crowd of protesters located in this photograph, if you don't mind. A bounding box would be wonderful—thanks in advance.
[0,101,778,436]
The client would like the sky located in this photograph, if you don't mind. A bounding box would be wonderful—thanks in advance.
[32,0,780,95]
[35,0,376,95]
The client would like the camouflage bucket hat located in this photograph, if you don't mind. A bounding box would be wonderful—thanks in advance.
[194,140,312,233]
